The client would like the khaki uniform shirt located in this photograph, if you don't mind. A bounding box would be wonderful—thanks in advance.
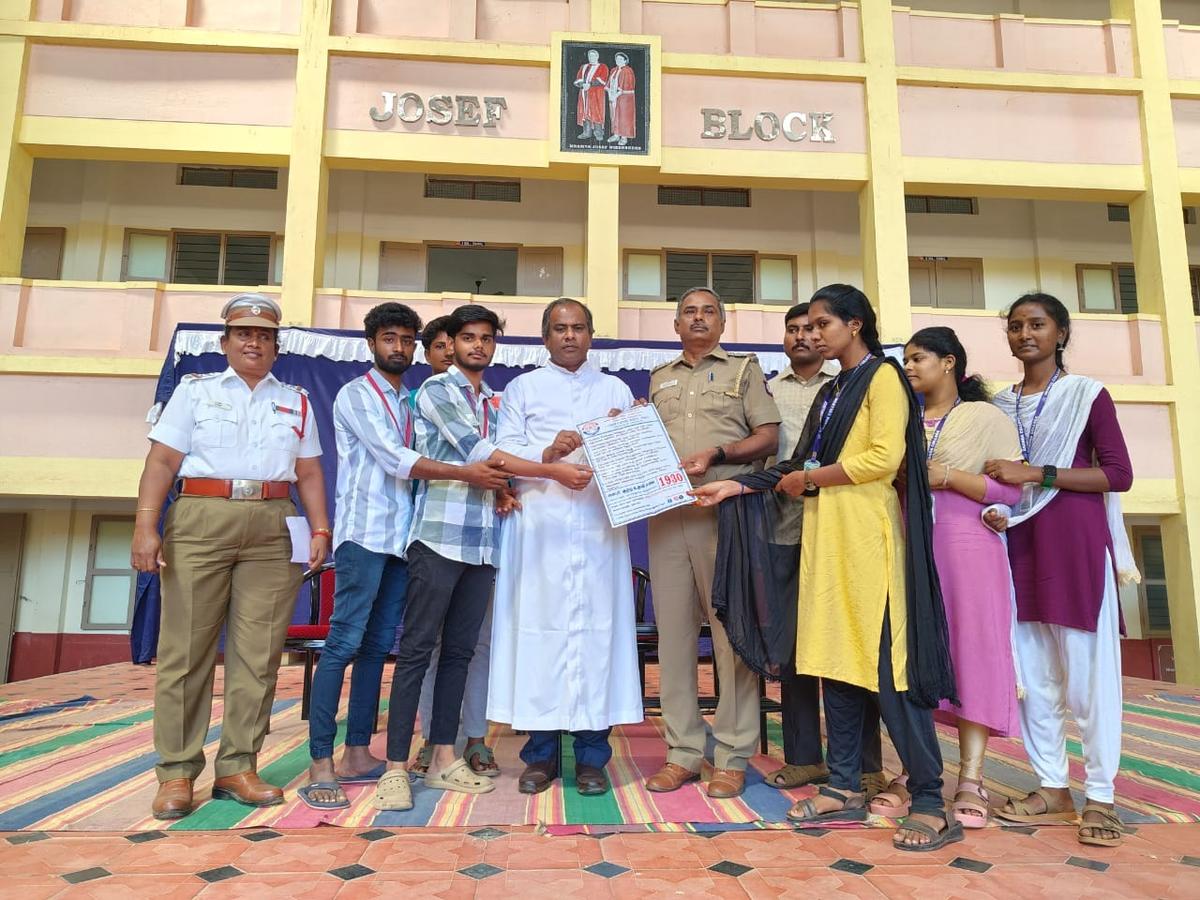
[650,345,781,487]
[768,361,838,544]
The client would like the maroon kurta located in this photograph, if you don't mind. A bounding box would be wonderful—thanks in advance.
[1007,389,1133,632]
[608,66,636,138]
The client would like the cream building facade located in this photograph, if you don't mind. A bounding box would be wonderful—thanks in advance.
[0,0,1198,685]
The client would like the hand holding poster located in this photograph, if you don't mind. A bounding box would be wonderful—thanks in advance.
[577,404,693,528]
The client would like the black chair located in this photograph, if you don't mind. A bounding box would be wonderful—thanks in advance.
[633,566,779,755]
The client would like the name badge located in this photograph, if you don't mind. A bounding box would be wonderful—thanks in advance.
[205,400,233,411]
[656,379,679,391]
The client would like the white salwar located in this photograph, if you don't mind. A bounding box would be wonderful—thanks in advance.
[487,360,644,732]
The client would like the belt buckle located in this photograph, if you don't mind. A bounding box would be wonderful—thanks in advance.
[230,479,264,500]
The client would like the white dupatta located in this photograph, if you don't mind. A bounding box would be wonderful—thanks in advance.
[991,373,1140,586]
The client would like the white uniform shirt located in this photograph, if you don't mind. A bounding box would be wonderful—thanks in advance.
[487,360,644,731]
[149,367,322,481]
[332,370,422,556]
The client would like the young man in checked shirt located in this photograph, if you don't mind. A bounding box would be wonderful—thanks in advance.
[376,304,594,810]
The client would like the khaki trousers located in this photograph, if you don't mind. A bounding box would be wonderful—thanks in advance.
[154,496,302,782]
[648,504,760,771]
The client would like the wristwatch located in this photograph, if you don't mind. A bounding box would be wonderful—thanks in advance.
[1040,464,1058,489]
[712,446,727,465]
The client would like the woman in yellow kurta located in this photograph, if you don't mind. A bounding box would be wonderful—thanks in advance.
[694,284,960,852]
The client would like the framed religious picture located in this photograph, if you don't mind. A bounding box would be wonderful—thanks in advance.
[558,39,652,157]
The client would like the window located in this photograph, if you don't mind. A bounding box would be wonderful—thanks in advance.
[625,250,782,303]
[424,177,520,202]
[904,195,977,215]
[1077,263,1138,314]
[1107,203,1196,225]
[20,227,65,279]
[122,230,170,281]
[171,231,274,285]
[657,186,750,208]
[908,257,985,309]
[1191,266,1200,316]
[426,246,518,294]
[1135,529,1171,636]
[82,517,136,630]
[178,166,278,189]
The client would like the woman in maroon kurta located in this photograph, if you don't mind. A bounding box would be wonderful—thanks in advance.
[983,292,1134,849]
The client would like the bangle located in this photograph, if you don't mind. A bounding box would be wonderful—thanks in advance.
[739,483,746,495]
[311,528,332,539]
[136,507,159,513]
[941,467,951,489]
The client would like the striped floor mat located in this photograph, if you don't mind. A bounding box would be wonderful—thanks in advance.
[0,668,1195,831]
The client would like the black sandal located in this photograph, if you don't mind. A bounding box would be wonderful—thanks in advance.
[787,785,868,825]
[893,808,965,853]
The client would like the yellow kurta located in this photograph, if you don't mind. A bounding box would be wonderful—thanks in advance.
[795,364,909,692]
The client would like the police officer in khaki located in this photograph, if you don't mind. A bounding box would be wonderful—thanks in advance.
[645,286,780,799]
[131,293,330,820]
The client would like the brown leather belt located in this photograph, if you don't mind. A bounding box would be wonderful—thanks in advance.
[178,478,292,500]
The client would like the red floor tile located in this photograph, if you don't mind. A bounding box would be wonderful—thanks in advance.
[57,874,206,900]
[480,833,603,869]
[357,833,485,872]
[332,872,477,899]
[707,830,841,868]
[197,872,344,899]
[739,867,885,899]
[1,875,69,900]
[232,834,366,874]
[607,868,748,899]
[110,834,249,875]
[474,868,609,899]
[600,832,725,869]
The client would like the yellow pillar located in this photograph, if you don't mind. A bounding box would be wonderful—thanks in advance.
[857,0,911,345]
[585,166,620,338]
[590,0,620,33]
[1120,0,1200,685]
[279,0,333,326]
[0,36,32,277]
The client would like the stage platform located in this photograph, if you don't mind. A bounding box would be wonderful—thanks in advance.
[1,662,1197,897]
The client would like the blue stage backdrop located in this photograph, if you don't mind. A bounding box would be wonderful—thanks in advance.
[130,323,793,664]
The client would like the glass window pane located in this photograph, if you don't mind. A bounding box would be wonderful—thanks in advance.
[127,232,169,280]
[172,232,221,284]
[626,253,662,297]
[222,234,271,286]
[665,252,708,302]
[272,237,284,285]
[1145,584,1172,632]
[712,255,754,302]
[1116,265,1138,314]
[94,519,134,569]
[1140,534,1166,579]
[759,258,794,304]
[1081,268,1116,311]
[87,574,132,627]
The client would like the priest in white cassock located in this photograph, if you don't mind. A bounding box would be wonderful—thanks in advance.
[488,298,643,797]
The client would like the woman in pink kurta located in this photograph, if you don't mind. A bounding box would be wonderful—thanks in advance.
[878,327,1023,829]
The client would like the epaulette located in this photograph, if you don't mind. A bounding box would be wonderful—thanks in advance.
[649,359,677,376]
[280,382,310,396]
[181,372,221,382]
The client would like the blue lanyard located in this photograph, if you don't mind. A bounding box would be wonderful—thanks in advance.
[809,354,873,461]
[1014,368,1061,463]
[921,397,960,462]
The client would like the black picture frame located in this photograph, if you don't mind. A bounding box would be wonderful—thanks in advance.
[560,41,651,155]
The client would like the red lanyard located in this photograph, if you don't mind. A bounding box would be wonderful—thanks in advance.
[460,384,491,438]
[365,371,414,448]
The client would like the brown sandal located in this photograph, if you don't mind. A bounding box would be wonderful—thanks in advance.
[1078,803,1124,847]
[766,763,829,790]
[787,786,868,824]
[463,739,500,777]
[995,787,1078,824]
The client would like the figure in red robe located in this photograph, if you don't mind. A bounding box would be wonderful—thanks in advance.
[573,49,609,141]
[606,53,636,146]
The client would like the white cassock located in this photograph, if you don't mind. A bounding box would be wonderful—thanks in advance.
[487,360,644,732]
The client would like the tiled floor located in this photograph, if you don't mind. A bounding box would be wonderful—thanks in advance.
[4,822,1199,898]
[4,666,1199,897]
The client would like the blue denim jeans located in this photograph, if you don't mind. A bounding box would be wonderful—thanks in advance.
[308,541,408,760]
[521,729,613,770]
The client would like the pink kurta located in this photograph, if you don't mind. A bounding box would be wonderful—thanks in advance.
[932,480,1022,736]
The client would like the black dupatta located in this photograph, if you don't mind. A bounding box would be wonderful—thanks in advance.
[723,355,958,709]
